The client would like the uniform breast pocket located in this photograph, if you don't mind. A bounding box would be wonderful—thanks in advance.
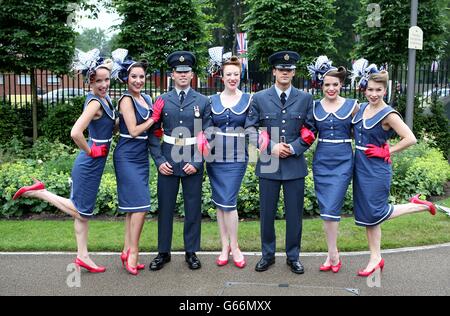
[260,113,277,127]
[289,112,303,128]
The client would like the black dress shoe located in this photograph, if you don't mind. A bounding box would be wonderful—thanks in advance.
[255,257,275,272]
[286,259,305,274]
[149,252,171,271]
[185,252,201,270]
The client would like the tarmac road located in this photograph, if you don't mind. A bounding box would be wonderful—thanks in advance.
[1,243,449,296]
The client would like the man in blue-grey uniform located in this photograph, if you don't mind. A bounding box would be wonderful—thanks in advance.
[245,51,315,274]
[149,51,212,270]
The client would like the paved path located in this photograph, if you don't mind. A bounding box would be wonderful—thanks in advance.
[1,243,449,296]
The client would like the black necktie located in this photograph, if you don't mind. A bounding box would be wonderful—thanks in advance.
[179,91,185,104]
[280,92,287,106]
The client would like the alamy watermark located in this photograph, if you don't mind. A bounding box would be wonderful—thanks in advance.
[367,3,381,28]
[66,263,81,288]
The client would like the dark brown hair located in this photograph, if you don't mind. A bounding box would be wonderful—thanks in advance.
[325,66,347,84]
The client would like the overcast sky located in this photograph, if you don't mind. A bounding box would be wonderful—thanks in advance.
[74,3,122,38]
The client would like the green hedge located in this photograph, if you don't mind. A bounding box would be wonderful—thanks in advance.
[1,136,449,219]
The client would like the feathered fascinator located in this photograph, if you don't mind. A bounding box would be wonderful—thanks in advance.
[72,48,112,83]
[111,48,138,83]
[307,55,337,87]
[351,58,380,90]
[208,46,232,75]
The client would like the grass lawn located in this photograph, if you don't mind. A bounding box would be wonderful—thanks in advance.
[1,202,449,252]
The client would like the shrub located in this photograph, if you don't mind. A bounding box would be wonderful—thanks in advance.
[0,104,25,145]
[40,97,84,146]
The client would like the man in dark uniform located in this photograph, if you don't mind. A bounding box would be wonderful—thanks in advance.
[149,51,212,270]
[245,51,315,274]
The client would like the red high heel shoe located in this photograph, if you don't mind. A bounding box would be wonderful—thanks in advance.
[13,178,45,200]
[216,246,231,266]
[231,247,246,269]
[331,260,342,273]
[357,258,384,277]
[409,194,436,215]
[121,250,145,270]
[75,258,106,273]
[125,249,138,276]
[319,264,332,272]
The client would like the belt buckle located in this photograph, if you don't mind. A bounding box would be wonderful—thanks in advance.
[175,138,185,146]
[280,136,286,143]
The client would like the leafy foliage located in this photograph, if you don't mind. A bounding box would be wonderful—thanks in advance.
[353,0,448,65]
[242,0,337,73]
[112,0,211,73]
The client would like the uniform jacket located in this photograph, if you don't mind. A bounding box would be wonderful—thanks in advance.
[244,85,315,180]
[149,88,212,177]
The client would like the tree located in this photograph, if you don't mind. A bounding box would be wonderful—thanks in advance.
[75,28,110,55]
[0,0,95,142]
[242,0,337,73]
[209,0,248,52]
[113,0,211,93]
[353,0,448,66]
[330,0,361,68]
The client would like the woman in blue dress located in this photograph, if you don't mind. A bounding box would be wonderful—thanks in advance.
[207,56,250,269]
[307,56,358,273]
[351,59,437,277]
[13,49,116,273]
[111,50,164,276]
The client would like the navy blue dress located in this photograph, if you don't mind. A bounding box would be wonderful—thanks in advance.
[113,92,153,213]
[70,93,115,217]
[313,99,357,221]
[352,103,401,226]
[206,93,251,212]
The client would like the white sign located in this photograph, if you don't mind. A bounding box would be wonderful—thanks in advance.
[408,26,423,50]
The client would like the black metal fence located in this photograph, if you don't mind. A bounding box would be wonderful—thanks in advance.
[1,60,449,119]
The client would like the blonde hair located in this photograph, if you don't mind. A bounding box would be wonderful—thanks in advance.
[368,70,389,88]
[89,59,113,83]
[222,56,242,74]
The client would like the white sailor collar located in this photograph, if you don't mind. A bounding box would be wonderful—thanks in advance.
[352,103,402,129]
[119,92,151,120]
[87,92,115,120]
[314,98,358,121]
[210,93,251,115]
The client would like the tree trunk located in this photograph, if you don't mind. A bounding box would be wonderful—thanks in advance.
[30,68,38,142]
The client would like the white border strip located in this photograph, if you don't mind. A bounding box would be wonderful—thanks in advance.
[1,243,449,257]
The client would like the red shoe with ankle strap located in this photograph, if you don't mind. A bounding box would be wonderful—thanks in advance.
[319,263,332,271]
[216,246,231,266]
[125,249,138,276]
[331,260,342,273]
[13,178,45,200]
[409,194,436,215]
[232,248,246,269]
[357,258,384,277]
[121,250,145,270]
[75,258,106,273]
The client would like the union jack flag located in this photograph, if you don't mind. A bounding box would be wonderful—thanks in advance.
[236,33,248,79]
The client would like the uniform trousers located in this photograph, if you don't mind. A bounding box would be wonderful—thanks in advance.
[259,177,305,261]
[157,172,203,253]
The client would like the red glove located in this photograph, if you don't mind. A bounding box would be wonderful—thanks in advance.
[258,130,270,152]
[196,131,210,157]
[151,98,165,122]
[300,125,315,145]
[364,143,392,164]
[153,127,164,138]
[88,142,108,158]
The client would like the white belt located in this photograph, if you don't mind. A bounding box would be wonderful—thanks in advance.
[89,137,113,143]
[215,131,246,138]
[163,134,197,146]
[318,138,352,144]
[356,145,368,151]
[120,133,148,140]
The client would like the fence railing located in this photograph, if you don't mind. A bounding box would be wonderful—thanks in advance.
[1,61,449,119]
